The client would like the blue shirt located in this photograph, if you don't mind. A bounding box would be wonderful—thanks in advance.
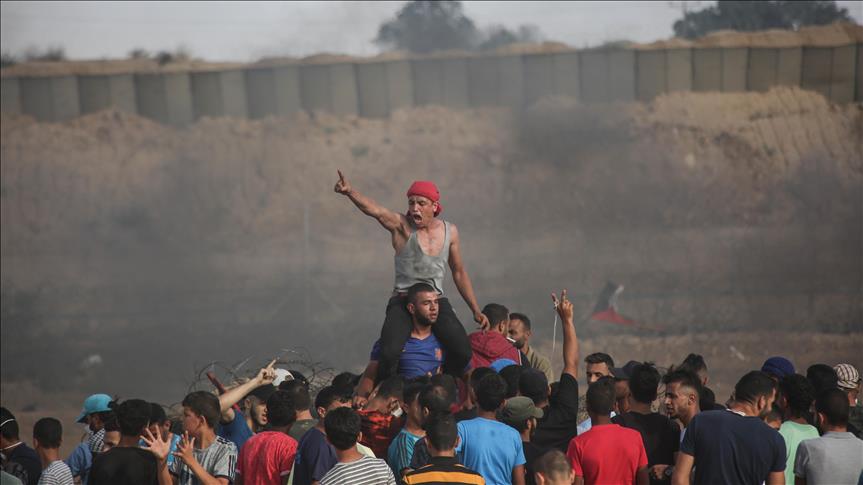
[387,428,423,477]
[370,333,444,379]
[138,433,182,467]
[293,427,337,485]
[65,442,92,485]
[456,417,525,485]
[217,410,254,452]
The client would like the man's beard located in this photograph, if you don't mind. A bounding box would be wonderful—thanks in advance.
[416,313,437,327]
[512,338,525,349]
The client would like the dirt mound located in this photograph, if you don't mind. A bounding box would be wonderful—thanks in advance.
[636,21,862,49]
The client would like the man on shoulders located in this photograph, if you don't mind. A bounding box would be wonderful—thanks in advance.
[508,313,552,382]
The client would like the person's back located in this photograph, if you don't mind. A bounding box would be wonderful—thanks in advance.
[404,413,484,485]
[236,390,300,485]
[1,408,42,485]
[611,412,678,483]
[794,388,863,485]
[90,448,158,485]
[33,418,73,485]
[320,407,395,485]
[469,305,521,369]
[569,424,645,485]
[778,421,818,484]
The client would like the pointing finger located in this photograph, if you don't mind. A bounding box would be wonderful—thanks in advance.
[337,169,345,182]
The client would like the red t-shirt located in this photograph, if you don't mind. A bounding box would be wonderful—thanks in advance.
[566,423,647,485]
[358,410,403,459]
[236,431,298,485]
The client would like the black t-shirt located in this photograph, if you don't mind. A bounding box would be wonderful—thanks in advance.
[532,372,579,452]
[612,411,680,485]
[523,441,546,485]
[89,446,159,485]
[5,442,42,485]
[681,409,786,485]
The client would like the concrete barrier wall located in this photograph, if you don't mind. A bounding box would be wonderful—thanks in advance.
[3,42,860,123]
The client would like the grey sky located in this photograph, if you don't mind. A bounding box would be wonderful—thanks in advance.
[2,1,861,62]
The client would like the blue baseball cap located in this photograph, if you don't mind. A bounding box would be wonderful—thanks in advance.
[76,394,113,423]
[490,359,517,373]
[761,357,795,380]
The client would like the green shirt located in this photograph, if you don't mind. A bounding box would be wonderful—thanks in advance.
[524,346,554,382]
[779,420,819,485]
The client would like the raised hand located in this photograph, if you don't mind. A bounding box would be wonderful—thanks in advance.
[256,358,277,386]
[173,432,198,466]
[474,311,490,331]
[552,289,573,322]
[334,170,351,195]
[141,427,170,462]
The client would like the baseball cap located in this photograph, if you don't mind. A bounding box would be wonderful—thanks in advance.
[76,394,113,423]
[490,359,517,373]
[834,363,860,390]
[498,396,544,426]
[761,357,795,380]
[612,361,640,380]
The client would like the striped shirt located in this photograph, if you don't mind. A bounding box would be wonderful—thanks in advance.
[169,436,237,485]
[387,429,423,477]
[319,456,395,485]
[403,456,485,485]
[37,461,74,485]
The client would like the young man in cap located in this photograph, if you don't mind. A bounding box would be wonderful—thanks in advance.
[334,171,486,385]
[216,360,277,451]
[498,397,544,485]
[1,408,41,485]
[834,363,862,439]
[75,394,114,456]
[403,413,484,485]
[33,418,74,485]
[793,388,863,485]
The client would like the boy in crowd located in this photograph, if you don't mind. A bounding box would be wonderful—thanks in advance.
[612,363,679,485]
[672,371,786,485]
[147,403,181,468]
[90,399,158,485]
[532,451,573,485]
[1,408,41,485]
[567,377,648,485]
[320,408,395,485]
[403,413,484,485]
[457,373,525,485]
[144,391,237,485]
[498,397,545,485]
[387,379,427,478]
[407,379,460,471]
[522,291,579,452]
[236,390,298,485]
[794,388,863,485]
[776,374,818,485]
[292,386,352,485]
[33,418,73,485]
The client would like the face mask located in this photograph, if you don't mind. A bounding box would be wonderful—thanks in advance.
[391,407,404,418]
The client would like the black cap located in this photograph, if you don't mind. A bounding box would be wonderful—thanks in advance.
[612,361,640,380]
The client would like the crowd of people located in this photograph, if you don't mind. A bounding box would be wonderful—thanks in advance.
[1,285,861,485]
[2,176,862,484]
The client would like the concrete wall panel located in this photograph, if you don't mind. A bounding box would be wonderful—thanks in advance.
[384,61,414,111]
[857,43,862,102]
[722,48,748,92]
[608,50,636,102]
[667,48,693,92]
[636,50,666,101]
[329,63,358,116]
[1,77,21,115]
[441,58,469,108]
[412,59,443,106]
[20,76,80,122]
[246,66,302,118]
[829,44,856,103]
[693,48,722,92]
[191,70,248,119]
[299,64,331,112]
[220,70,248,118]
[776,47,802,86]
[552,52,580,99]
[580,50,609,103]
[801,47,833,99]
[747,48,778,92]
[272,66,302,116]
[498,55,524,109]
[468,56,500,106]
[524,54,555,106]
[356,62,389,118]
[79,74,136,114]
[135,73,193,126]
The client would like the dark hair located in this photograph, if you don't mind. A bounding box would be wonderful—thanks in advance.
[734,371,776,405]
[331,372,360,396]
[419,384,453,421]
[586,377,616,415]
[182,391,221,428]
[33,418,62,449]
[663,369,703,399]
[408,282,437,304]
[324,407,361,451]
[701,386,717,410]
[92,410,115,426]
[470,367,496,394]
[534,450,572,482]
[584,352,615,369]
[315,386,349,411]
[681,354,708,373]
[815,388,849,426]
[103,415,120,433]
[481,303,509,328]
[429,374,458,406]
[280,379,312,411]
[404,377,430,406]
[629,362,661,404]
[509,312,531,330]
[764,409,782,423]
[149,403,168,425]
[500,365,524,399]
[113,399,151,437]
[378,376,405,400]
[779,374,816,419]
[0,407,19,440]
[475,373,507,412]
[806,364,839,395]
[266,390,297,428]
[518,368,549,405]
[425,413,458,451]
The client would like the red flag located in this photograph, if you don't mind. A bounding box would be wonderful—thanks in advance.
[590,282,637,326]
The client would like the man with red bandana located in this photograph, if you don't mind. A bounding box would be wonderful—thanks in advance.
[334,170,487,390]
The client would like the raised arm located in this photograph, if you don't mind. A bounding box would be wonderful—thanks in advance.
[447,223,490,329]
[552,290,578,378]
[335,170,404,233]
[219,360,276,422]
